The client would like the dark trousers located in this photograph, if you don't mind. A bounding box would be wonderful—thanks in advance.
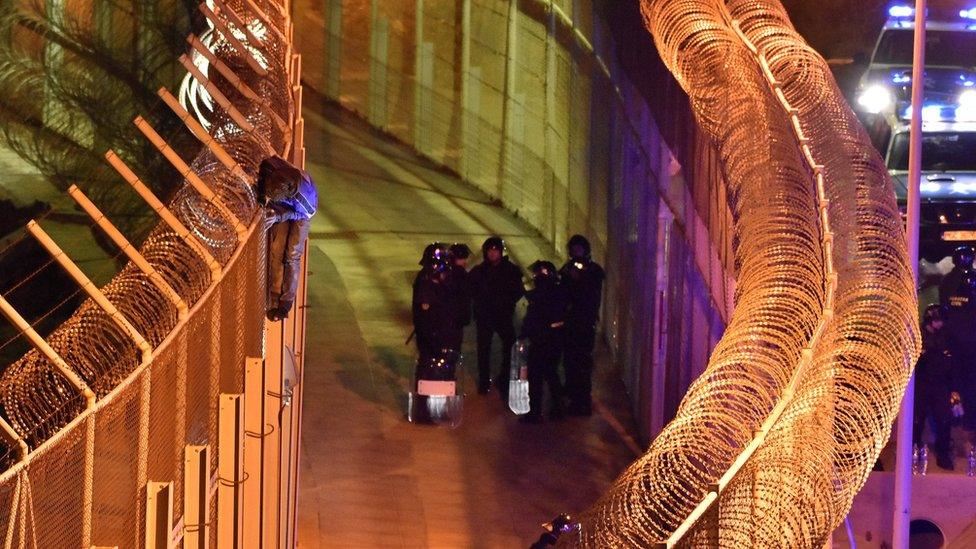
[953,350,976,430]
[476,318,516,388]
[416,328,462,364]
[527,340,563,416]
[564,324,596,409]
[269,219,311,307]
[913,381,953,455]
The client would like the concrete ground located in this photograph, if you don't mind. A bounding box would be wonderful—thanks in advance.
[295,100,639,547]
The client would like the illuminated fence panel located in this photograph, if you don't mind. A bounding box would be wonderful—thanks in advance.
[0,0,304,545]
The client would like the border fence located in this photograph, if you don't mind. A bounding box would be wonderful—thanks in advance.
[0,0,308,546]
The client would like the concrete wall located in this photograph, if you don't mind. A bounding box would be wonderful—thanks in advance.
[292,0,736,444]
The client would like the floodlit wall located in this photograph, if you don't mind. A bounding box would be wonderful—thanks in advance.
[294,0,736,442]
[0,0,308,546]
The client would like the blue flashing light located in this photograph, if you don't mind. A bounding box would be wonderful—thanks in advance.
[962,8,976,20]
[889,5,914,18]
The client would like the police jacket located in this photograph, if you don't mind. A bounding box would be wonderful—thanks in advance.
[449,264,472,327]
[412,273,457,340]
[940,267,967,307]
[468,257,524,322]
[558,258,605,330]
[944,289,976,350]
[520,285,567,344]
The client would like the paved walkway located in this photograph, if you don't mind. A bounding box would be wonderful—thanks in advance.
[296,99,639,547]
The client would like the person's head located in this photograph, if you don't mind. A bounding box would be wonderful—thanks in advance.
[258,156,301,204]
[953,245,976,269]
[922,303,943,333]
[530,260,557,289]
[450,243,471,268]
[420,242,450,278]
[482,236,505,264]
[567,234,591,261]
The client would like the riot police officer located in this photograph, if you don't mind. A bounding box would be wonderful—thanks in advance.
[944,270,976,432]
[940,245,976,306]
[468,236,524,395]
[519,261,567,423]
[914,304,955,470]
[412,243,461,362]
[558,235,604,416]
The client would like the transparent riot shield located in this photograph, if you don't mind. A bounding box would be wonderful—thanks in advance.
[408,349,464,427]
[508,341,530,415]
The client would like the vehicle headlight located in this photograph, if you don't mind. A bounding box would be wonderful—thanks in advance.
[857,85,894,114]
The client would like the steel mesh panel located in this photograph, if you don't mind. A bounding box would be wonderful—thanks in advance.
[18,422,87,548]
[90,379,141,548]
[566,1,920,547]
[147,344,182,525]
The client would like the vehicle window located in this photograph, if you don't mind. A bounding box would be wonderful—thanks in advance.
[888,132,976,171]
[875,30,976,66]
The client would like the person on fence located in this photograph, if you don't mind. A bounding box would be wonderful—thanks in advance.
[412,243,462,362]
[259,155,318,322]
[913,304,956,470]
[558,234,605,416]
[518,261,567,424]
[469,236,524,396]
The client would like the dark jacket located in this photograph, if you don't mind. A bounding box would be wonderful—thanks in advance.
[940,267,968,307]
[468,257,524,323]
[558,258,605,330]
[520,284,568,344]
[412,272,460,350]
[449,264,472,327]
[944,288,976,350]
[917,327,954,388]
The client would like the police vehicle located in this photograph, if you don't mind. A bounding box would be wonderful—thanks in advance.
[879,121,976,262]
[855,5,976,261]
[856,5,976,120]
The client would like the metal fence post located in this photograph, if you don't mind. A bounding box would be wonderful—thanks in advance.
[184,445,210,549]
[217,394,244,547]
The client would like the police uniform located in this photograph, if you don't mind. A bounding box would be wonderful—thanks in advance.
[469,239,524,394]
[520,262,567,422]
[559,239,605,415]
[914,318,955,469]
[944,274,976,431]
[412,270,462,363]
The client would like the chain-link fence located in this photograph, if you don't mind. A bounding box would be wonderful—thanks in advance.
[0,0,302,545]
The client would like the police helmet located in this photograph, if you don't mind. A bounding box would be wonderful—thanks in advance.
[953,245,976,269]
[530,260,557,282]
[482,236,505,256]
[449,243,471,260]
[567,234,591,260]
[420,242,450,269]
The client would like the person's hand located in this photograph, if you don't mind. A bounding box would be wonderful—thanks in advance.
[263,209,279,230]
